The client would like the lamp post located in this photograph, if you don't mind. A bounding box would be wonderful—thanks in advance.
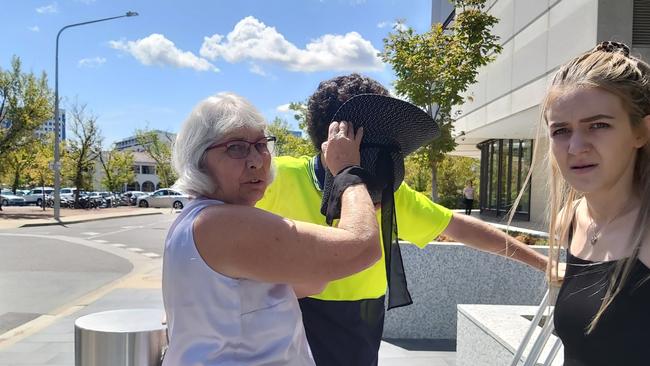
[53,11,138,220]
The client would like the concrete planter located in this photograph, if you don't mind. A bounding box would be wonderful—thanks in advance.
[383,242,553,341]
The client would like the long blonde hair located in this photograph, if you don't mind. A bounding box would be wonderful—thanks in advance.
[512,42,650,333]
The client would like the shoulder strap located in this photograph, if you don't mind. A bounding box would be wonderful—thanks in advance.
[567,200,580,248]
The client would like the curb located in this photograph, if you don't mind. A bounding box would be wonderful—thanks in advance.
[18,211,164,228]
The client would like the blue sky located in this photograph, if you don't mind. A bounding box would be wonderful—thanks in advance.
[2,0,434,147]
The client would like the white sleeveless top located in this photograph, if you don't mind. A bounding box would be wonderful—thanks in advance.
[162,198,314,366]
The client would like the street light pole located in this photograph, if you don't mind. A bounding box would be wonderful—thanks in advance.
[53,11,138,220]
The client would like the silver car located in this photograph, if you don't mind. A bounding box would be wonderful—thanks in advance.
[1,189,26,206]
[137,189,189,209]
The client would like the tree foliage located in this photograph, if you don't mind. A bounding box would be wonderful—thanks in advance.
[135,129,177,188]
[64,102,102,199]
[267,117,316,158]
[381,0,501,201]
[0,56,52,156]
[99,148,135,192]
[436,155,479,208]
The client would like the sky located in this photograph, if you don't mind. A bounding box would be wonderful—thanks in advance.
[1,0,435,147]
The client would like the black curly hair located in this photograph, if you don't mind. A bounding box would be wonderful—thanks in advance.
[307,73,390,151]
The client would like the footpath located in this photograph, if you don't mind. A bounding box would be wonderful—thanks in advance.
[0,206,163,229]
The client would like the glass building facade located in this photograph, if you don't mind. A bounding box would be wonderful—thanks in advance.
[477,139,533,220]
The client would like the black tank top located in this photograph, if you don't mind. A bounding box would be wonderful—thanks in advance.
[554,235,650,365]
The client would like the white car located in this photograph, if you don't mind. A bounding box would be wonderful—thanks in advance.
[59,187,78,200]
[1,189,26,206]
[23,187,54,206]
[137,189,190,209]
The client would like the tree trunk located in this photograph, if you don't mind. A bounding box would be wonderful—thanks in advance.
[430,161,439,203]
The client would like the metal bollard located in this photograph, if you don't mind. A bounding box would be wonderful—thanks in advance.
[75,309,167,366]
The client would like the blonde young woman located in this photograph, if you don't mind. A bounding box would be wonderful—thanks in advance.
[538,42,650,365]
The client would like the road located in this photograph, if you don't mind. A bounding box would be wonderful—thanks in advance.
[0,213,176,335]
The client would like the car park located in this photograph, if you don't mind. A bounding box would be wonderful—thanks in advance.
[1,189,26,206]
[137,189,190,209]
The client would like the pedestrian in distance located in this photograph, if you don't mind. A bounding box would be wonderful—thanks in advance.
[463,180,475,215]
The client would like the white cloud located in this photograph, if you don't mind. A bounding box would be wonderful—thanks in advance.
[109,34,218,72]
[378,20,407,32]
[78,57,106,68]
[276,104,291,113]
[36,3,58,14]
[200,16,383,73]
[249,63,267,76]
[28,25,40,32]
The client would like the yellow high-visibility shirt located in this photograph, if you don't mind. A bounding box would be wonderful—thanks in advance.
[256,155,453,301]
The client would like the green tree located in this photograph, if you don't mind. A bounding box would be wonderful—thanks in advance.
[135,129,177,188]
[436,155,479,208]
[381,0,501,201]
[288,101,308,130]
[98,148,135,192]
[0,56,52,188]
[4,145,35,192]
[65,102,102,201]
[404,153,432,193]
[267,117,316,158]
[24,135,56,210]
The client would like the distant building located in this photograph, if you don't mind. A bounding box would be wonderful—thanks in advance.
[0,109,66,140]
[288,130,302,138]
[114,130,175,152]
[36,109,66,140]
[93,130,176,192]
[93,150,161,192]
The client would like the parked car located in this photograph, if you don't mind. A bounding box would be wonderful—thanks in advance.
[97,192,118,207]
[122,191,146,206]
[1,189,26,206]
[137,189,189,209]
[23,187,54,206]
[59,187,78,200]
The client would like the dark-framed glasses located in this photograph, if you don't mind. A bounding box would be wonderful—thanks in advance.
[206,136,276,159]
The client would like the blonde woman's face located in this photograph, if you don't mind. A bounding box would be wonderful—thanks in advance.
[546,87,646,195]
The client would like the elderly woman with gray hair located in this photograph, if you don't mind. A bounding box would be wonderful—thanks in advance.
[162,92,380,365]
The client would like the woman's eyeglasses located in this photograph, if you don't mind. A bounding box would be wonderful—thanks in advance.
[205,136,276,159]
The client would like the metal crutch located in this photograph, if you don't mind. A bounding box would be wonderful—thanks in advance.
[510,288,563,366]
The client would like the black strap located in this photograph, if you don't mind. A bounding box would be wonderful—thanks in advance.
[323,166,377,226]
[382,179,412,310]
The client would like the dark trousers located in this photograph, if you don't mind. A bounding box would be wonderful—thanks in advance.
[299,296,385,366]
[464,198,474,215]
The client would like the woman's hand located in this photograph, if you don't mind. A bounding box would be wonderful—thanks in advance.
[321,121,363,175]
[548,262,566,287]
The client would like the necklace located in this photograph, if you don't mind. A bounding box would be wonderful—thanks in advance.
[586,200,632,245]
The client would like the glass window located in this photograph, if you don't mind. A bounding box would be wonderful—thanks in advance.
[478,138,532,220]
